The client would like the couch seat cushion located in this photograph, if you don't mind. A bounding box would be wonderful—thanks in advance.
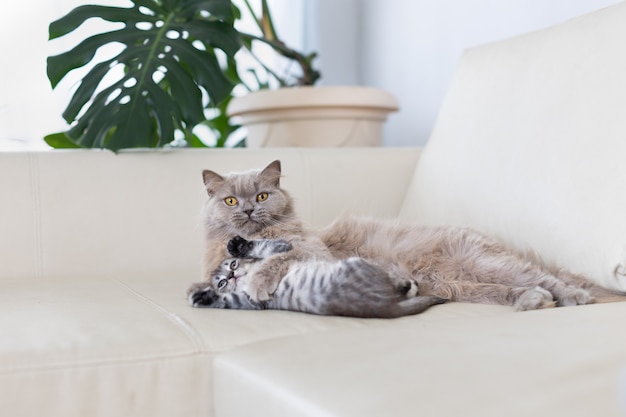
[213,302,626,417]
[0,273,506,416]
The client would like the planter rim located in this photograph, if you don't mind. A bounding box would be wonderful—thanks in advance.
[227,86,399,116]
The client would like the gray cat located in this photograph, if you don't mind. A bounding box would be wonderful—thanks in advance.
[195,160,620,311]
[188,236,447,318]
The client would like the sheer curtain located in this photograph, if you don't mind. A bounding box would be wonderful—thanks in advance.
[0,0,311,150]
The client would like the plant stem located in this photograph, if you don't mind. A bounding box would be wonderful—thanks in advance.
[239,1,320,86]
[239,33,319,86]
[260,0,279,41]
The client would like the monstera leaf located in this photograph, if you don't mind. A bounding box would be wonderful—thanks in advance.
[46,0,241,151]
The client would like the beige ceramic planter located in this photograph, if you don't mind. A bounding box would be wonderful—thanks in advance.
[227,86,398,147]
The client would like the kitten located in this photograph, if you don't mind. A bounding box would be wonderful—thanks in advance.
[201,160,330,300]
[188,236,447,318]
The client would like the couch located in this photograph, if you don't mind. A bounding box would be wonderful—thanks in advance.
[3,3,626,416]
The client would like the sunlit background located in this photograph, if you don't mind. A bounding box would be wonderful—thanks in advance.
[0,0,619,150]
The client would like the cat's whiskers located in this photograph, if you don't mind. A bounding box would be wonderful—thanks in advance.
[261,216,302,231]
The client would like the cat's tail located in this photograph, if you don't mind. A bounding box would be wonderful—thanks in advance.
[553,267,626,304]
[589,287,626,304]
[519,249,626,304]
[386,295,448,318]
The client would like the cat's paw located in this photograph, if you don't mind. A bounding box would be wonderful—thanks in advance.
[187,283,219,307]
[514,286,556,311]
[558,287,595,307]
[227,235,253,257]
[244,276,280,302]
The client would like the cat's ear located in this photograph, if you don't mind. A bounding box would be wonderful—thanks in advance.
[202,170,225,196]
[260,160,282,186]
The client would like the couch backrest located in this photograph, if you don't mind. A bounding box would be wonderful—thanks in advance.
[1,148,420,281]
[399,3,626,291]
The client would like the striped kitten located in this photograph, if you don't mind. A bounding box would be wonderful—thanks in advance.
[187,236,447,318]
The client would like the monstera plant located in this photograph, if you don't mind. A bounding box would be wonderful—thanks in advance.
[45,0,319,151]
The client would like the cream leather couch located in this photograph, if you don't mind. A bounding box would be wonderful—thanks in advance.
[3,3,626,417]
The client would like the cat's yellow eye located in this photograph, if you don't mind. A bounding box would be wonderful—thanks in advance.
[224,196,238,206]
[256,192,269,202]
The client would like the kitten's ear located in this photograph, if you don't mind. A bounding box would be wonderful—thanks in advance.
[202,170,225,196]
[260,160,282,186]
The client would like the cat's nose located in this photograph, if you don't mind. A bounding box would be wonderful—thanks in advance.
[243,209,253,217]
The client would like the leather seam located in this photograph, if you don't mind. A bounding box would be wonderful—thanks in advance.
[111,278,207,354]
[0,351,209,376]
[28,153,43,280]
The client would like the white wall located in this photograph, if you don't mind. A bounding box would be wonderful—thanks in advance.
[311,0,621,147]
[304,0,361,87]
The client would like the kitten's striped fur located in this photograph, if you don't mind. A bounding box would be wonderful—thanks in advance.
[188,236,447,318]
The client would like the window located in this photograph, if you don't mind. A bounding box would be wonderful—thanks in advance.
[0,0,305,150]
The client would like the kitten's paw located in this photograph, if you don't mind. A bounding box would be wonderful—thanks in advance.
[227,235,253,257]
[397,279,419,298]
[427,296,448,306]
[514,286,556,311]
[397,295,448,316]
[186,282,209,297]
[558,287,595,307]
[187,283,219,307]
[387,264,419,297]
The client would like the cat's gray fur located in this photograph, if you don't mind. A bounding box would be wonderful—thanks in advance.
[188,236,447,318]
[200,160,331,301]
[194,160,618,313]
